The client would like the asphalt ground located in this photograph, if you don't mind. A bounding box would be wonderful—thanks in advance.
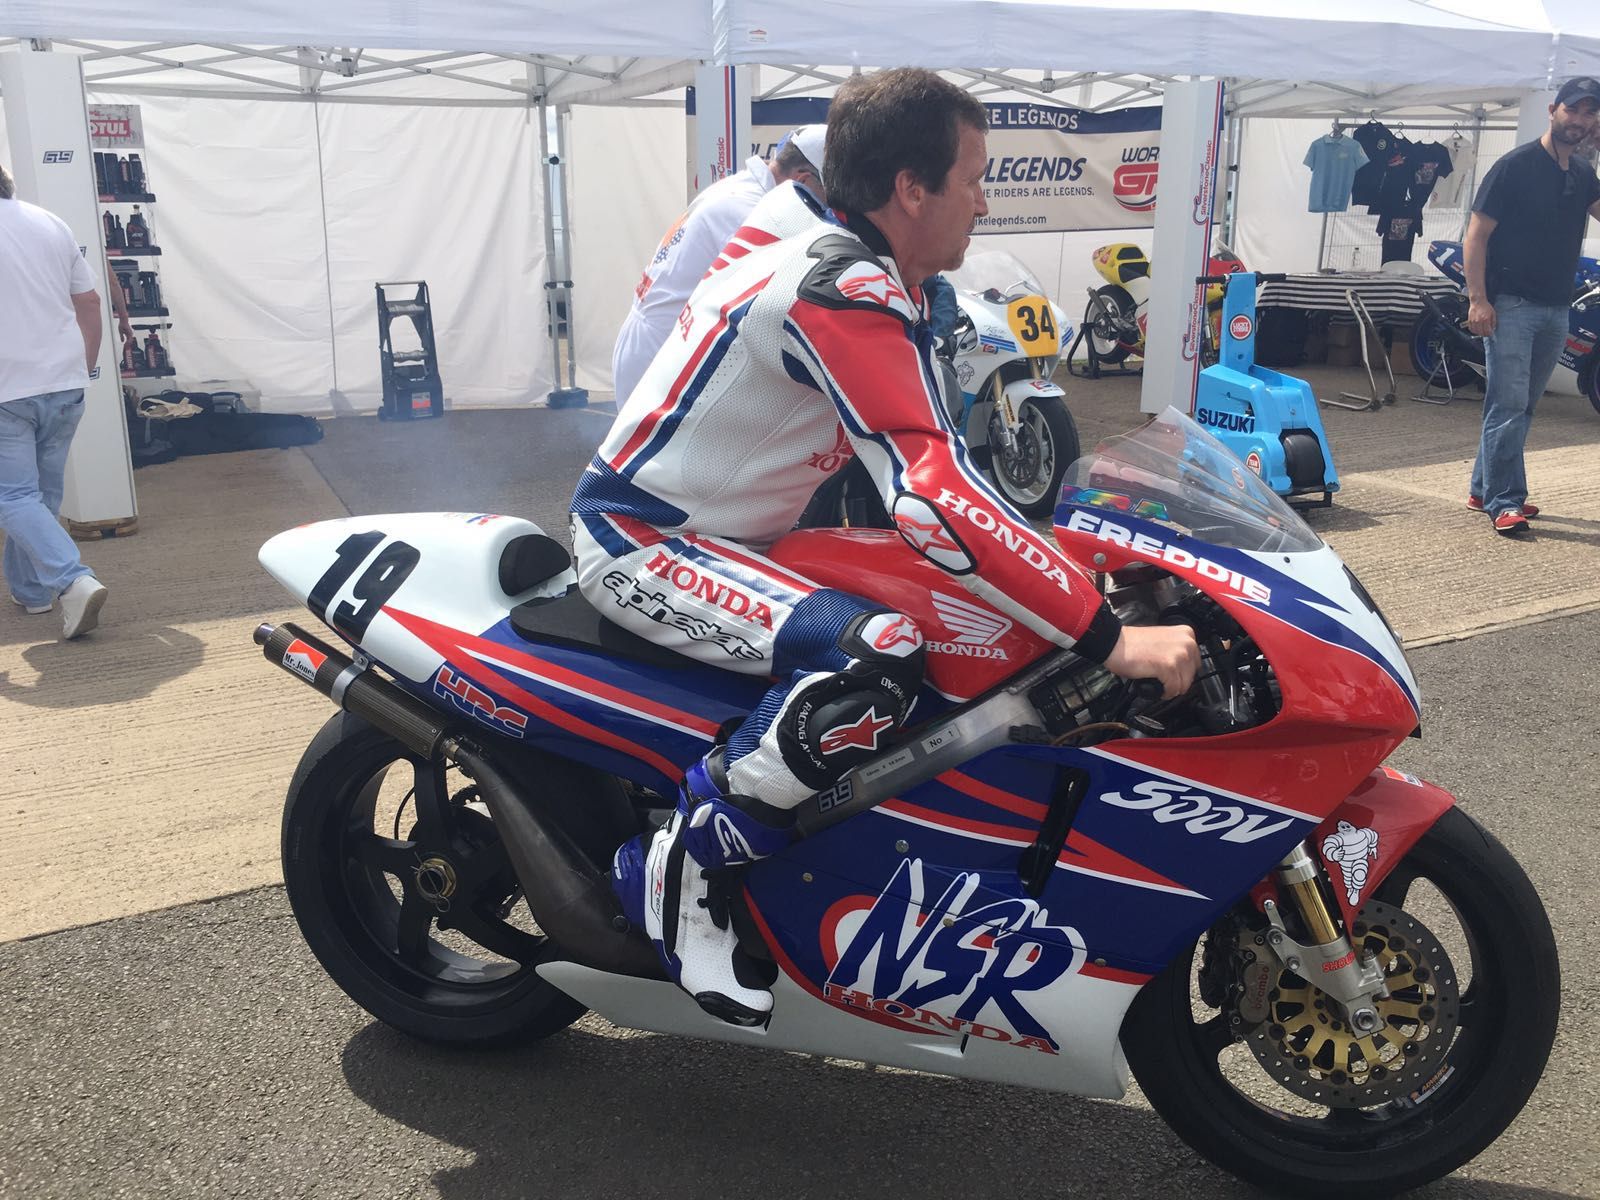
[2,610,1596,1200]
[3,370,1600,1197]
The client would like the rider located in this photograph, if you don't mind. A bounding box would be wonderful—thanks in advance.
[570,68,1199,1026]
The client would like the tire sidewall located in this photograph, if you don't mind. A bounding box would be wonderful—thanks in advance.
[990,398,1080,518]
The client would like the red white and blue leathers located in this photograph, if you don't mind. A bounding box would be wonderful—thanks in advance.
[572,181,1120,810]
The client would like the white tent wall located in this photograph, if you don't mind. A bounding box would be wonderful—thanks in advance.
[89,94,337,407]
[4,85,552,414]
[565,103,688,398]
[315,101,550,412]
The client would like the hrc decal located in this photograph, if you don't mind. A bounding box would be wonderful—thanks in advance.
[823,857,1085,1052]
[432,665,530,738]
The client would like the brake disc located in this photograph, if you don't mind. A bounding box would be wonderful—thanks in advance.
[1242,900,1462,1108]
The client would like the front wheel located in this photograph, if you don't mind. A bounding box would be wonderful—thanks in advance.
[1122,806,1559,1197]
[281,710,593,1046]
[986,398,1080,517]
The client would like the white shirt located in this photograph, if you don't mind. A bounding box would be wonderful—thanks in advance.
[610,156,777,403]
[0,197,96,404]
[1429,139,1477,209]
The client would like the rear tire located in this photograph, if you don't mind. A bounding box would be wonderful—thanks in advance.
[1085,285,1136,363]
[1122,806,1559,1197]
[282,710,591,1046]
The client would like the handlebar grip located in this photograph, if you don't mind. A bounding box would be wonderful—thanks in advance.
[1195,275,1233,285]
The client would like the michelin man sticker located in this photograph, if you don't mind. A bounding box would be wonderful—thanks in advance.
[1322,820,1380,907]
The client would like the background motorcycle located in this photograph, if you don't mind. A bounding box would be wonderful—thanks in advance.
[801,252,1076,525]
[253,409,1557,1198]
[1080,242,1243,370]
[1411,239,1600,411]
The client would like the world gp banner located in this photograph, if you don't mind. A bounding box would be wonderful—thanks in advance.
[978,103,1163,234]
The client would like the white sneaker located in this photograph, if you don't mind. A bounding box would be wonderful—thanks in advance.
[9,593,53,615]
[60,576,108,639]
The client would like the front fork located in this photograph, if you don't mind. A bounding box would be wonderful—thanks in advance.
[1260,841,1389,1034]
[989,372,1021,456]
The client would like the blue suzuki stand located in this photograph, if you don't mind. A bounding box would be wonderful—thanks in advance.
[1193,271,1339,507]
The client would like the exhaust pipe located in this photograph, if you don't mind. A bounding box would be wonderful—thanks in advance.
[256,622,664,980]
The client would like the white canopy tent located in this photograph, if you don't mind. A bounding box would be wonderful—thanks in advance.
[4,0,1598,408]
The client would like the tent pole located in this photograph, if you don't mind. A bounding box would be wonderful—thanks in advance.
[555,103,583,396]
[535,70,563,402]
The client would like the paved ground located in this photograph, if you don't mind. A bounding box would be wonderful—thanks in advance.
[2,370,1599,1197]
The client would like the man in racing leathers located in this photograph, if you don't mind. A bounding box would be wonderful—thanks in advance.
[570,68,1198,1026]
[611,125,827,404]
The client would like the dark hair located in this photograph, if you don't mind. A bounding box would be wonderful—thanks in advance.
[824,68,988,215]
[773,140,819,179]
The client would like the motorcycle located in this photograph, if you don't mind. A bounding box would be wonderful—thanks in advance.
[801,252,1077,525]
[254,408,1557,1197]
[1079,242,1243,372]
[1411,239,1600,410]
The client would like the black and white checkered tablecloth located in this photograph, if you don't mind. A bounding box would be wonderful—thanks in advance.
[1257,273,1460,322]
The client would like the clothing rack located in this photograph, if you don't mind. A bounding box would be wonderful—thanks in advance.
[1330,119,1514,135]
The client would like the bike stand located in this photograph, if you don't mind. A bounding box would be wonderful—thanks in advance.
[1065,324,1143,380]
[1320,291,1395,412]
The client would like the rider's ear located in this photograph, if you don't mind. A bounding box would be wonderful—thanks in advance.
[894,167,927,213]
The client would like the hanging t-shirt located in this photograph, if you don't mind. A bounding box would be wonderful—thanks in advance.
[1350,121,1398,207]
[1429,139,1477,208]
[1371,137,1417,215]
[1380,213,1422,264]
[1401,142,1454,209]
[1303,135,1370,212]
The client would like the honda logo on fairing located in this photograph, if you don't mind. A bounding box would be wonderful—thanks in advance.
[1098,780,1297,844]
[928,591,1013,660]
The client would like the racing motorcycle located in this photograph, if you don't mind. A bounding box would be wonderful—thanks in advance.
[1411,239,1600,410]
[802,252,1076,525]
[1080,242,1243,370]
[254,408,1557,1197]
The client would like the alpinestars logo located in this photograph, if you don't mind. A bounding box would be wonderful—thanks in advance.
[928,591,1013,660]
[835,262,917,321]
[819,707,895,755]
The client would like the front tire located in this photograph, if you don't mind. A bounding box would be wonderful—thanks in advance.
[986,398,1080,517]
[281,710,592,1046]
[1122,806,1559,1197]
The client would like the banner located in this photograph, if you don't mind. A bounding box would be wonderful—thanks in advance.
[88,103,144,149]
[977,104,1162,235]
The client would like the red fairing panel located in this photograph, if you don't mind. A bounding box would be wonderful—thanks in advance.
[1313,767,1456,932]
[767,529,1054,701]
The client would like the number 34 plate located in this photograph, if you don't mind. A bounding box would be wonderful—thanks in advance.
[1006,295,1059,356]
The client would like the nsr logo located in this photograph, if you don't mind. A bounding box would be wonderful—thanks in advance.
[1098,780,1300,844]
[822,858,1084,1054]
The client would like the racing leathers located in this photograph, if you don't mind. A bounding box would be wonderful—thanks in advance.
[571,181,1121,1024]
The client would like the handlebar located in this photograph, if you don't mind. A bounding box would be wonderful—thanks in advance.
[1195,272,1288,286]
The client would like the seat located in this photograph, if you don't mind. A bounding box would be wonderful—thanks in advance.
[499,533,573,595]
[509,585,699,671]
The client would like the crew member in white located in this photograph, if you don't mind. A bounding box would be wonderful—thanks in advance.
[609,125,826,403]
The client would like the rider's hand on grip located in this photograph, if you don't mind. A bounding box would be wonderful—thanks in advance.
[1103,623,1200,700]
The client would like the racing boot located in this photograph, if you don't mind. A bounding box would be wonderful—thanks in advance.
[612,752,795,1025]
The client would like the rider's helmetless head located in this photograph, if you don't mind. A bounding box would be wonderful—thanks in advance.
[824,68,991,282]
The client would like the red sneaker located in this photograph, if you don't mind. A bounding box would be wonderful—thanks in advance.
[1492,508,1531,536]
[1469,495,1539,518]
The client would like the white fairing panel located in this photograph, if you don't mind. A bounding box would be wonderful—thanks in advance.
[538,963,1135,1099]
[259,512,575,682]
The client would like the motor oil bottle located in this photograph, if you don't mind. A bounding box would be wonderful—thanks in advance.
[144,329,168,371]
[126,207,150,250]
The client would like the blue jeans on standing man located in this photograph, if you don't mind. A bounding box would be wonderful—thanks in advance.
[0,389,94,609]
[1470,294,1570,517]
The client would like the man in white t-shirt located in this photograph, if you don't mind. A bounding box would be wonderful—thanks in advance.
[610,125,826,403]
[0,162,110,638]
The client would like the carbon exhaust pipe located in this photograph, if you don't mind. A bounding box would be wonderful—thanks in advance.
[256,622,664,980]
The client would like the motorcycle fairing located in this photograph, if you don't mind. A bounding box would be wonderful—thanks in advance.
[1312,767,1456,933]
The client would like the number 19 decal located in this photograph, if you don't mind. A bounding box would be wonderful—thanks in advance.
[307,532,420,640]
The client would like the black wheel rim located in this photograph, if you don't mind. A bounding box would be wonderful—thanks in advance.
[989,406,1054,507]
[323,754,552,1008]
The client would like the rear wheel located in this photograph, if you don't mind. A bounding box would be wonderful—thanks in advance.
[281,710,590,1045]
[1409,297,1482,391]
[986,398,1080,517]
[1122,807,1559,1197]
[1085,284,1137,363]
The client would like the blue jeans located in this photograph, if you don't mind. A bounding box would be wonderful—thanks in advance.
[1471,295,1569,517]
[0,389,93,607]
